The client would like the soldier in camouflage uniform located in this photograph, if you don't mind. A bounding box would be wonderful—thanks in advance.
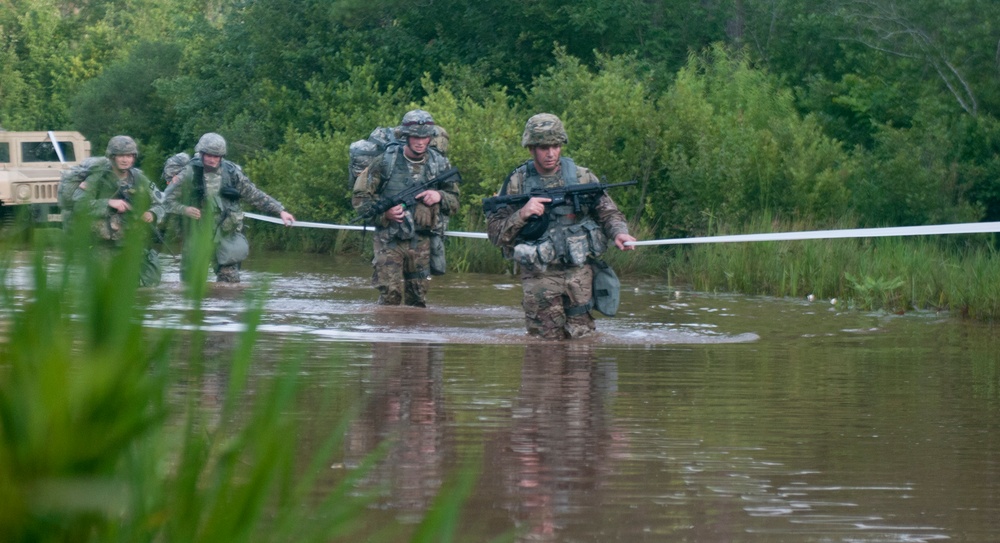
[352,110,460,307]
[162,133,295,283]
[162,152,190,185]
[487,114,636,339]
[73,135,165,286]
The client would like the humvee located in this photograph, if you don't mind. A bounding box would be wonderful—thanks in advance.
[0,130,91,223]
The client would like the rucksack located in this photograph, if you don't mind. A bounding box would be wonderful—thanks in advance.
[58,156,110,211]
[348,127,399,189]
[347,125,450,189]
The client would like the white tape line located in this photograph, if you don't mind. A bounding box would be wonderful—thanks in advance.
[247,212,1000,245]
[626,221,1000,246]
[244,212,489,239]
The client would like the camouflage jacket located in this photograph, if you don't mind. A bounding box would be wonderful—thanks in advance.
[73,166,164,241]
[486,159,630,253]
[162,156,284,234]
[351,145,459,241]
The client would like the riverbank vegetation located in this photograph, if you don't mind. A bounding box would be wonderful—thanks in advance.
[4,0,1000,318]
[0,229,489,542]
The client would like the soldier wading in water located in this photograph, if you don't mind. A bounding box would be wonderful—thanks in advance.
[162,132,294,283]
[352,109,460,307]
[487,114,636,340]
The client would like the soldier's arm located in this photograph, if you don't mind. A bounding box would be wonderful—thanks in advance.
[233,164,284,216]
[486,172,530,248]
[74,172,112,217]
[435,158,460,214]
[577,166,630,240]
[161,170,188,215]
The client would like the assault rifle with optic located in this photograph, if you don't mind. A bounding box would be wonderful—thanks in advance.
[482,180,637,215]
[481,180,637,240]
[351,167,462,224]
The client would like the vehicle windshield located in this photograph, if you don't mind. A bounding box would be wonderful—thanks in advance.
[21,141,77,162]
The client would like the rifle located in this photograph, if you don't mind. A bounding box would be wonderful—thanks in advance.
[482,180,636,240]
[114,180,176,255]
[351,167,461,224]
[482,180,637,215]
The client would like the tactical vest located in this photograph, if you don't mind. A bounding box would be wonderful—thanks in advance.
[377,144,449,239]
[188,157,244,235]
[378,144,448,198]
[514,157,608,269]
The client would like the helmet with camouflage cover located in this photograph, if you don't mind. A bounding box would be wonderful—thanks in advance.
[398,109,436,138]
[106,135,139,157]
[521,113,568,148]
[195,132,227,156]
[162,152,190,181]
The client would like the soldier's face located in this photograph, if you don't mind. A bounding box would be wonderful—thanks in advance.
[530,144,562,174]
[113,154,135,172]
[406,136,431,157]
[203,153,222,170]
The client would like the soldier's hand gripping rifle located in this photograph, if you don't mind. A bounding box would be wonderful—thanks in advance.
[113,182,176,255]
[351,167,462,224]
[481,180,637,240]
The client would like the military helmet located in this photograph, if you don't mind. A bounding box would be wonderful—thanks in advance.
[195,132,227,156]
[398,109,436,138]
[106,135,138,157]
[521,113,568,148]
[162,152,191,181]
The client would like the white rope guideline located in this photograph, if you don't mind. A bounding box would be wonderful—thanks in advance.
[244,212,489,239]
[245,213,1000,245]
[625,221,1000,246]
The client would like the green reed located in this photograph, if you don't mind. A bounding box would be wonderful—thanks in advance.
[667,215,1000,318]
[0,214,487,542]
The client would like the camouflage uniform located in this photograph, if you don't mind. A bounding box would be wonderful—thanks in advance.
[163,133,287,283]
[487,114,631,340]
[73,135,165,286]
[352,110,460,306]
[162,152,190,184]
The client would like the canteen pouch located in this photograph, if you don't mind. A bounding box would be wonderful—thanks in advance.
[590,258,620,317]
[216,231,249,266]
[430,234,447,275]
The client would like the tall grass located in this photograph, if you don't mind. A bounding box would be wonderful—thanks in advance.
[667,215,1000,317]
[0,214,486,542]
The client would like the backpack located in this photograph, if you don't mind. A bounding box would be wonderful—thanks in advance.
[58,156,110,211]
[348,127,399,189]
[348,125,450,189]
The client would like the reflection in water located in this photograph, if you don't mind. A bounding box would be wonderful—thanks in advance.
[345,344,447,520]
[6,250,1000,541]
[492,343,627,541]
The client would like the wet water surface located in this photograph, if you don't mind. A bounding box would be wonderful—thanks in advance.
[11,250,1000,541]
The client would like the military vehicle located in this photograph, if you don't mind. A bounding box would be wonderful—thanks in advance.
[0,130,91,223]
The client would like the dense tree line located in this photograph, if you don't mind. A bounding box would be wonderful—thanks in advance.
[3,0,1000,251]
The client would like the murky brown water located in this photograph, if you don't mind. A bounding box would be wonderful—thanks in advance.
[10,249,1000,541]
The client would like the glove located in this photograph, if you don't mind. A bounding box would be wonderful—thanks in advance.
[412,202,439,229]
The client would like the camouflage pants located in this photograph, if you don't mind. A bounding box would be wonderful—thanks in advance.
[93,243,162,287]
[179,241,242,283]
[520,263,595,340]
[372,235,431,306]
[215,263,240,283]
